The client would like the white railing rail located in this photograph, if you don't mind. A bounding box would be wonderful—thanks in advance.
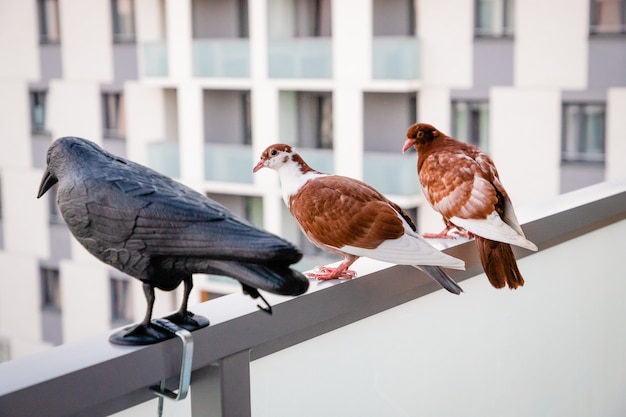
[1,180,626,416]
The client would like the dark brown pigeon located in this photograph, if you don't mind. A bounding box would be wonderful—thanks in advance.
[403,123,537,289]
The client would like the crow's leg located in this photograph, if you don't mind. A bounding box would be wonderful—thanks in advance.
[109,282,170,345]
[141,282,156,326]
[164,276,210,330]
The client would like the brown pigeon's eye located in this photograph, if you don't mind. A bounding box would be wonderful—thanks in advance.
[417,131,424,138]
[270,149,278,156]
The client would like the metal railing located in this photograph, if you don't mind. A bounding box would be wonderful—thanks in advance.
[1,180,626,416]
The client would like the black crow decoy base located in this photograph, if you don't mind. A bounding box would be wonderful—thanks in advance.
[37,137,309,345]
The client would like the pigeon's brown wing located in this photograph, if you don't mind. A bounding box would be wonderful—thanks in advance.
[290,175,406,251]
[419,148,499,222]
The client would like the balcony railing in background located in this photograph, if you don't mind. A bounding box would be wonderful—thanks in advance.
[372,37,420,80]
[2,180,626,416]
[147,142,180,178]
[268,38,332,78]
[364,151,421,195]
[193,39,250,78]
[204,143,254,183]
[141,42,168,77]
[147,142,257,184]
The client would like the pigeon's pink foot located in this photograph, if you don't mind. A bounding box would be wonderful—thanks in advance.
[423,227,473,239]
[306,266,357,281]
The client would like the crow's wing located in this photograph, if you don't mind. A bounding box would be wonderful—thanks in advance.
[83,159,302,266]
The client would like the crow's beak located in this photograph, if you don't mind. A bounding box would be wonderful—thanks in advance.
[402,138,415,153]
[37,168,58,198]
[252,159,265,173]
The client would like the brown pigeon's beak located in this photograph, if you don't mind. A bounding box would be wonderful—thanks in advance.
[252,159,265,173]
[402,138,415,153]
[37,168,58,198]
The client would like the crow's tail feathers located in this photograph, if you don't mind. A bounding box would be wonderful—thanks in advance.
[207,260,309,296]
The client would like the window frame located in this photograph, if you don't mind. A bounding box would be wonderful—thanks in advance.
[561,102,606,163]
[474,0,515,38]
[37,0,61,44]
[40,267,62,312]
[451,100,490,151]
[111,0,136,43]
[589,0,626,35]
[102,92,127,140]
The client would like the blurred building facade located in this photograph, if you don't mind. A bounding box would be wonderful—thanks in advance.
[0,0,625,359]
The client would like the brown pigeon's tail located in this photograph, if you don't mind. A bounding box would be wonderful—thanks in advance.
[475,236,525,289]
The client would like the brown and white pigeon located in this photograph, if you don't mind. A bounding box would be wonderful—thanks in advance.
[253,144,465,295]
[402,123,538,289]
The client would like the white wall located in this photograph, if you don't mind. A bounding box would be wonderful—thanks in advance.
[59,0,113,82]
[125,83,167,164]
[251,219,626,417]
[606,88,626,181]
[0,1,39,80]
[48,81,102,143]
[515,0,588,88]
[490,87,561,206]
[0,82,33,169]
[60,261,110,343]
[0,253,45,356]
[418,0,472,88]
[2,169,49,258]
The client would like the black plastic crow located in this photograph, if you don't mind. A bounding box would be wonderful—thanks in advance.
[37,137,309,345]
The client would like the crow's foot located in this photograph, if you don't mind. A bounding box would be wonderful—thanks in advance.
[109,322,175,346]
[164,311,210,332]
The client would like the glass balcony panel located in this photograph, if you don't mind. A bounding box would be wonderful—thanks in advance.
[372,37,420,80]
[204,143,254,183]
[193,39,250,78]
[364,152,421,195]
[141,42,168,77]
[297,147,334,173]
[147,142,180,178]
[268,38,332,78]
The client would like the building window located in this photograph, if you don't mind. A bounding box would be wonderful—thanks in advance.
[102,93,126,139]
[562,103,605,162]
[112,0,136,43]
[242,92,252,145]
[30,91,48,134]
[372,0,416,36]
[110,277,132,323]
[475,0,514,37]
[590,0,626,34]
[452,101,490,151]
[315,94,333,149]
[37,0,61,44]
[41,267,61,311]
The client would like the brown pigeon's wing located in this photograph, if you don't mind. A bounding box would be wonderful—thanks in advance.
[419,149,498,221]
[289,176,406,250]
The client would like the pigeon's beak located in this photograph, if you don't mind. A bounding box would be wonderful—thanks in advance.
[37,168,58,198]
[252,159,266,173]
[402,138,415,153]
